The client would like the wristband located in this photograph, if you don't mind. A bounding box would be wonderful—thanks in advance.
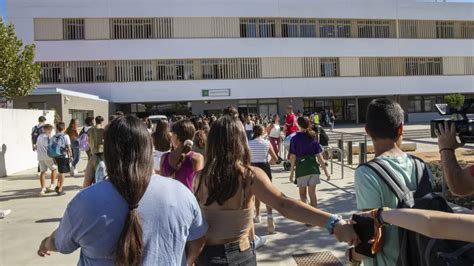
[376,208,387,225]
[325,214,343,234]
[439,148,455,154]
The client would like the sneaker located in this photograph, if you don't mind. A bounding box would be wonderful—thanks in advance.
[254,235,266,249]
[46,185,55,193]
[253,215,261,223]
[39,188,46,195]
[55,186,66,196]
[0,209,11,218]
[73,170,79,176]
[267,217,276,234]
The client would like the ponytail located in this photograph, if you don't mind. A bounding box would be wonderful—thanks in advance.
[103,116,153,266]
[297,116,317,140]
[176,139,193,170]
[303,128,317,140]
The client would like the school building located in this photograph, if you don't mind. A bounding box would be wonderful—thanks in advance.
[6,0,474,123]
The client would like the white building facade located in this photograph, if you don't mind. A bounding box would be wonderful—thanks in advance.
[7,0,474,123]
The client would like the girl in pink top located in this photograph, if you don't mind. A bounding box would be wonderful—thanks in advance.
[160,119,204,190]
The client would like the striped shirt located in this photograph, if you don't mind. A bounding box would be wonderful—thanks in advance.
[249,137,270,163]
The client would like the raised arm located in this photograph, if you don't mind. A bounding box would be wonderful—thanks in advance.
[436,122,474,196]
[365,208,474,243]
[250,167,359,245]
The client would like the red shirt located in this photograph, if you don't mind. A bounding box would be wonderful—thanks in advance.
[285,113,298,136]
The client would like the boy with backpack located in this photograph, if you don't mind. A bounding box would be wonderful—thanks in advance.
[31,116,47,151]
[353,98,432,265]
[36,124,57,195]
[48,122,72,196]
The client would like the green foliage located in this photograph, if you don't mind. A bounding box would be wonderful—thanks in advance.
[444,93,465,110]
[0,18,40,100]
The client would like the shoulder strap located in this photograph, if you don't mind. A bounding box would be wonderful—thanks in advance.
[365,159,415,208]
[408,154,434,197]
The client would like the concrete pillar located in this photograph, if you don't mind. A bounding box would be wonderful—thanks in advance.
[355,97,360,124]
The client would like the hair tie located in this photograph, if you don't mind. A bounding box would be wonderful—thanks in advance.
[184,139,193,147]
[129,204,139,210]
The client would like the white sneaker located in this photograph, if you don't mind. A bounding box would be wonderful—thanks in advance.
[0,209,11,218]
[267,217,276,234]
[73,170,79,176]
[46,185,55,193]
[39,188,46,195]
[254,235,266,249]
[253,215,261,223]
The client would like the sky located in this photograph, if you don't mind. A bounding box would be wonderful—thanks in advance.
[0,0,6,22]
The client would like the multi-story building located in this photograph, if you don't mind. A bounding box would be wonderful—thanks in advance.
[6,0,474,123]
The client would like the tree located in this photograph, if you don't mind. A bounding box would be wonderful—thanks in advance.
[0,18,40,100]
[444,93,465,111]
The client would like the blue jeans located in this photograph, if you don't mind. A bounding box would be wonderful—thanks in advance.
[71,140,80,168]
[196,241,256,266]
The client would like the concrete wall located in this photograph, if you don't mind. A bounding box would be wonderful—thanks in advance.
[0,109,56,177]
[60,94,109,123]
[13,94,109,123]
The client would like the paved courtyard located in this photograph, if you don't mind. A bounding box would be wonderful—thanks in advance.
[1,124,470,265]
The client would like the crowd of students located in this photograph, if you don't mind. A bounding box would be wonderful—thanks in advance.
[32,99,474,265]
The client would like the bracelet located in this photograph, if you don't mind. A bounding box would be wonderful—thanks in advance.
[439,148,455,154]
[325,214,343,234]
[376,208,387,225]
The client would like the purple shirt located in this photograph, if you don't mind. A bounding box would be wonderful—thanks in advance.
[161,152,195,190]
[289,132,323,158]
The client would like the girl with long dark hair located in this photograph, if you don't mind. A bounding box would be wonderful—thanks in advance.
[194,116,359,265]
[38,116,207,265]
[289,116,330,209]
[161,119,204,190]
[65,118,80,176]
[152,120,171,174]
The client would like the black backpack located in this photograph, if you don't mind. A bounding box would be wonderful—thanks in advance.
[31,125,44,145]
[363,155,474,266]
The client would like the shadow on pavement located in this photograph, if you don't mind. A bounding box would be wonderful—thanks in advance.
[254,191,356,263]
[0,185,82,202]
[35,218,62,223]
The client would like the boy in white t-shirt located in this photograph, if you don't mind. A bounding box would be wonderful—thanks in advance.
[36,124,57,195]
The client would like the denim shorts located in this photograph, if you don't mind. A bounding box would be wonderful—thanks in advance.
[196,241,256,266]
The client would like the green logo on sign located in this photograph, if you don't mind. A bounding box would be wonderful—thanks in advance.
[202,90,209,97]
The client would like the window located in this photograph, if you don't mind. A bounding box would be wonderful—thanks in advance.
[405,57,442,76]
[319,20,351,38]
[319,58,339,77]
[28,102,47,110]
[408,96,422,112]
[202,59,224,79]
[436,21,454,38]
[408,95,444,113]
[115,61,149,82]
[69,109,93,126]
[240,18,275,37]
[63,19,84,40]
[461,21,474,39]
[40,62,62,83]
[111,18,154,39]
[360,57,404,76]
[63,61,107,83]
[399,20,418,38]
[156,60,193,80]
[281,19,316,37]
[357,20,391,38]
[176,60,194,80]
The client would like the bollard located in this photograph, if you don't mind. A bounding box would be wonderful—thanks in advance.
[359,142,367,164]
[347,141,353,165]
[337,139,344,162]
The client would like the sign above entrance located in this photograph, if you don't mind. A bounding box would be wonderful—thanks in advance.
[202,89,231,97]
